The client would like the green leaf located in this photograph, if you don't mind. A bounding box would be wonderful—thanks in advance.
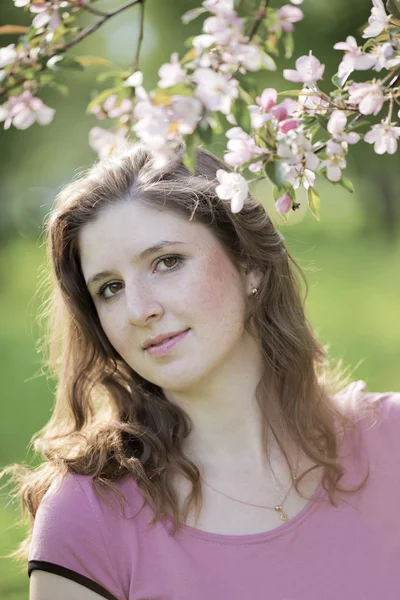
[183,132,198,174]
[259,51,277,71]
[0,24,29,34]
[54,83,69,96]
[86,88,119,114]
[47,55,84,71]
[362,38,377,52]
[338,176,355,193]
[231,96,252,134]
[307,187,321,222]
[154,82,193,97]
[264,161,279,187]
[275,161,288,189]
[212,111,231,135]
[331,72,351,89]
[197,123,213,145]
[75,56,114,67]
[96,70,131,83]
[273,186,281,201]
[283,32,294,59]
[387,0,400,19]
[238,85,253,105]
[277,90,302,97]
[181,48,197,65]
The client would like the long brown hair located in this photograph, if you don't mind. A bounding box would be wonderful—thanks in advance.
[2,141,371,564]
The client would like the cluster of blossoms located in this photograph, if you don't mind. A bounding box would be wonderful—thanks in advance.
[13,0,80,31]
[1,0,400,220]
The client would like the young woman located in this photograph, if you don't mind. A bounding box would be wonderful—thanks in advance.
[3,142,400,600]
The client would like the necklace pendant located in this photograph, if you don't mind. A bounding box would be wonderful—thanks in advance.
[274,505,289,522]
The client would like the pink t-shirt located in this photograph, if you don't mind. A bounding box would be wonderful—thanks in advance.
[28,381,400,600]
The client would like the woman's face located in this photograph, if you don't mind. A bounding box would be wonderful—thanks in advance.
[79,200,259,392]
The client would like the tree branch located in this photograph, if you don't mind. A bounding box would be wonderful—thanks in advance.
[65,0,144,51]
[248,0,270,41]
[132,0,145,72]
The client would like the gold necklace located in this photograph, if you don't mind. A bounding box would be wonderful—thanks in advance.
[200,474,298,523]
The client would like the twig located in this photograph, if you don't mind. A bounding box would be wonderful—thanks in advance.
[0,0,144,100]
[132,0,145,73]
[248,0,270,41]
[65,0,144,51]
[80,2,109,17]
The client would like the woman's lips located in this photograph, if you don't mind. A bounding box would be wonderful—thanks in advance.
[146,329,190,357]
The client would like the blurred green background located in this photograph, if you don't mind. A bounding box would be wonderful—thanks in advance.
[1,0,399,598]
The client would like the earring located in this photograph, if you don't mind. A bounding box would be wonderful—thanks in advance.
[251,286,258,296]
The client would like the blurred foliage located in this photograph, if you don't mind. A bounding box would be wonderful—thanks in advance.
[0,1,399,598]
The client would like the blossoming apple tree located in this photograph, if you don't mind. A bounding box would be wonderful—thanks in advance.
[0,0,399,221]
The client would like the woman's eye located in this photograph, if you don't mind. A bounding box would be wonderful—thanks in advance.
[97,282,123,300]
[154,254,183,272]
[96,254,184,301]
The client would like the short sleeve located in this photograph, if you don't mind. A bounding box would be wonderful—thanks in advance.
[28,473,125,600]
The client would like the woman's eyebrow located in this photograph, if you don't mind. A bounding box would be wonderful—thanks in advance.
[85,240,185,287]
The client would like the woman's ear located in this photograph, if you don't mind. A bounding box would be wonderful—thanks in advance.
[246,267,264,295]
[239,261,264,295]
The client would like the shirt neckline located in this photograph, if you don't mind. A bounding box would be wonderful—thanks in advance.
[168,476,327,545]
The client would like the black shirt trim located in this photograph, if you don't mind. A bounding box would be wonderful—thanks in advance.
[28,560,120,600]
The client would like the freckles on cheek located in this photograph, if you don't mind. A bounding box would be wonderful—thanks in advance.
[193,251,236,315]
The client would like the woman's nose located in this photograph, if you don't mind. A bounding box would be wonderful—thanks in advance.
[125,281,164,325]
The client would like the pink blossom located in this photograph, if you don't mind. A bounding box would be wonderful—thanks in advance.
[333,36,376,78]
[283,52,325,84]
[272,5,304,33]
[248,160,263,173]
[290,0,303,3]
[133,97,171,150]
[282,162,316,190]
[31,5,62,31]
[202,0,237,18]
[215,169,249,213]
[248,105,273,129]
[88,126,132,159]
[203,13,244,46]
[158,52,187,88]
[348,82,385,116]
[249,93,297,131]
[224,127,266,167]
[0,90,55,130]
[193,68,238,114]
[370,42,400,71]
[123,71,143,88]
[327,110,360,144]
[363,0,390,39]
[168,96,203,134]
[256,88,278,112]
[321,141,346,182]
[279,119,299,134]
[298,87,329,114]
[277,131,320,170]
[272,98,298,121]
[102,96,133,121]
[364,122,400,154]
[0,44,17,69]
[275,193,292,214]
[230,43,276,72]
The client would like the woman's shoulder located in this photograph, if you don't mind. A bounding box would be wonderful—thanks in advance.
[334,379,400,420]
[334,379,400,457]
[41,470,145,521]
